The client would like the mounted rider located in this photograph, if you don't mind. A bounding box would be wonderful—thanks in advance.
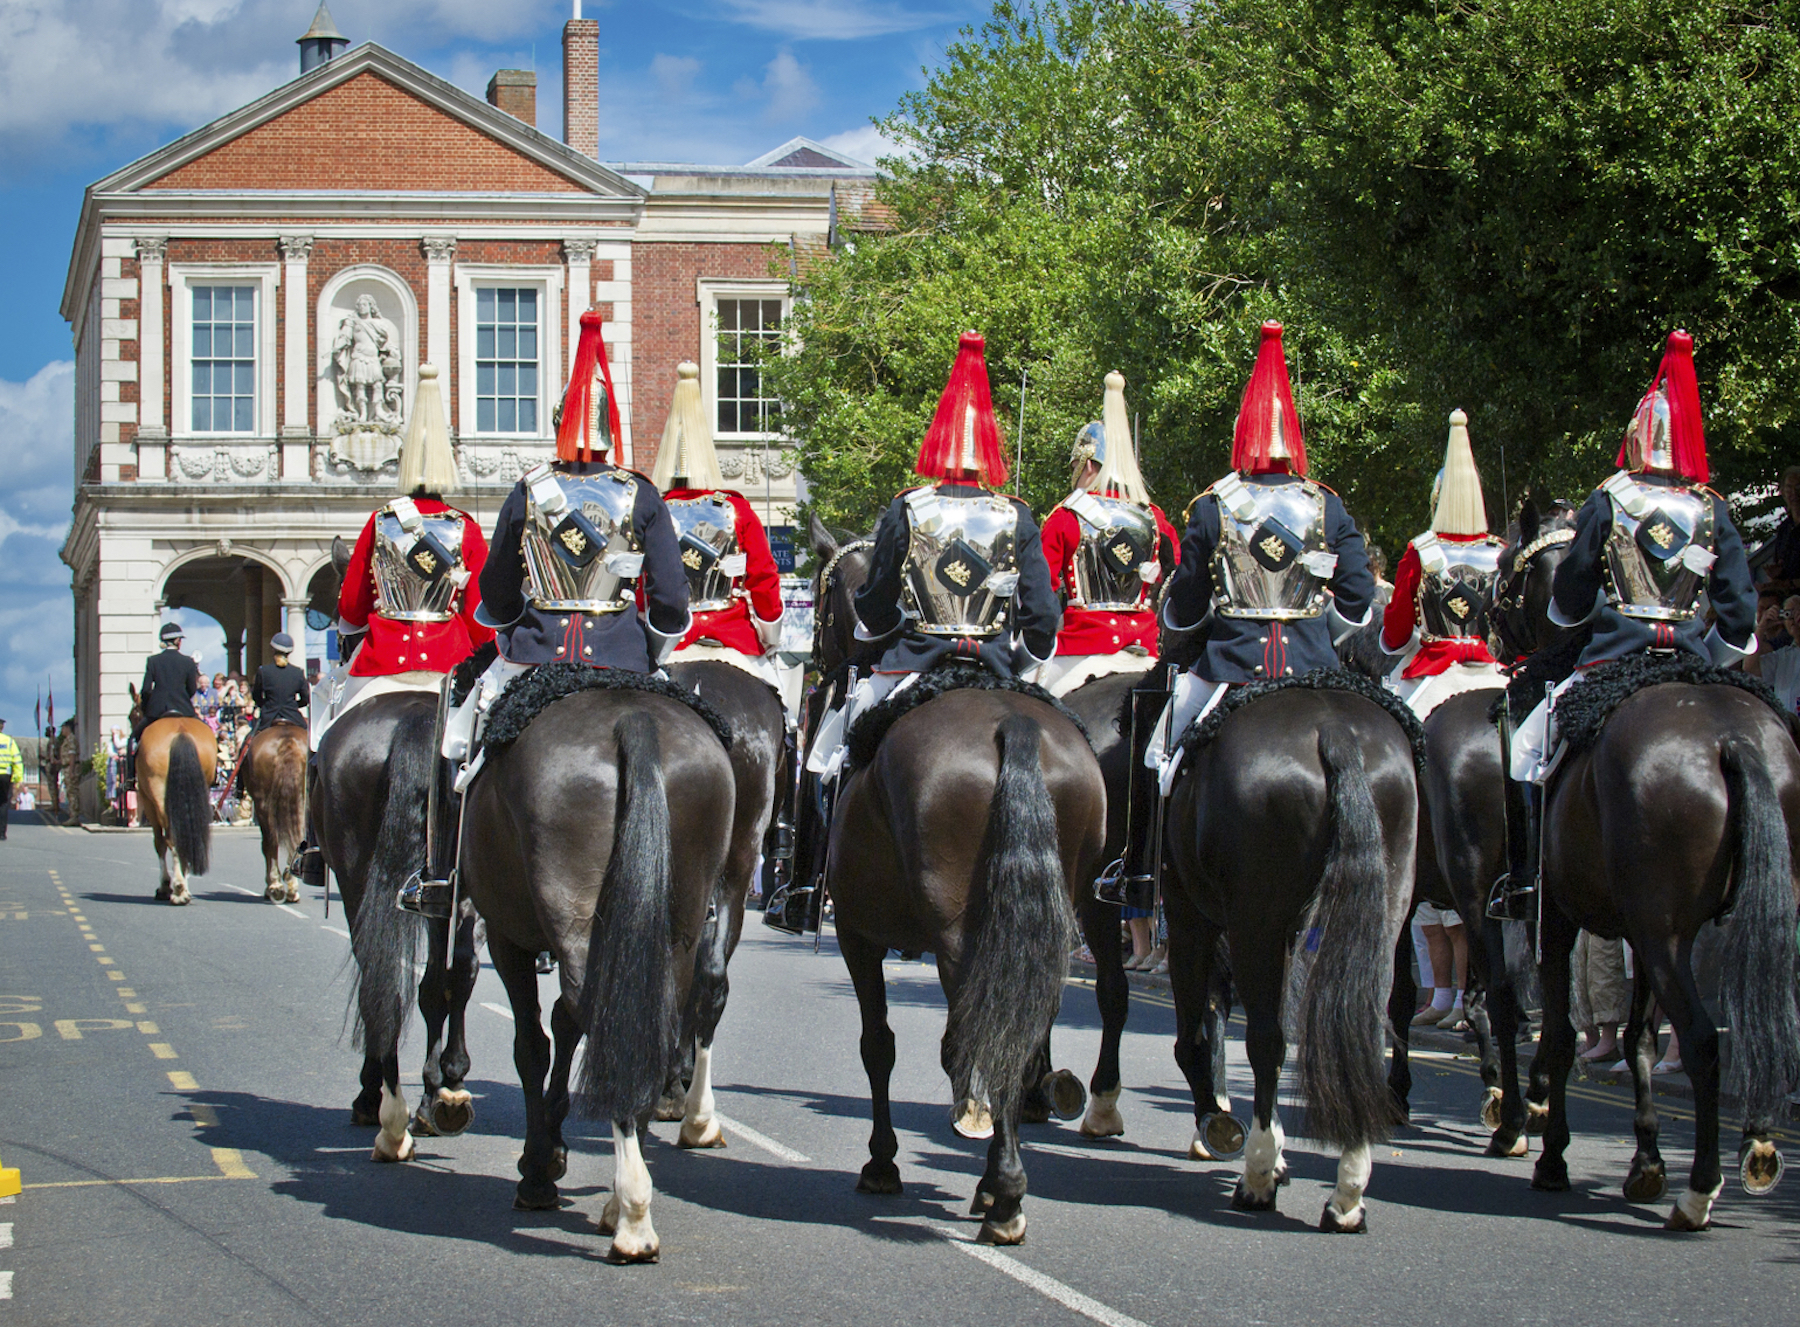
[1038,371,1179,907]
[404,310,691,914]
[1494,329,1758,920]
[1380,409,1507,717]
[802,330,1061,784]
[138,622,202,734]
[1146,321,1375,790]
[251,633,310,731]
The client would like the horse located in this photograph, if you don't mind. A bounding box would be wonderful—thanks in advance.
[127,686,217,906]
[458,676,735,1262]
[1161,676,1418,1231]
[309,689,482,1160]
[1495,521,1800,1230]
[657,657,787,1148]
[807,533,1107,1246]
[239,722,309,903]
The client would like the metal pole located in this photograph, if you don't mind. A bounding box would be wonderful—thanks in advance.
[1015,365,1028,491]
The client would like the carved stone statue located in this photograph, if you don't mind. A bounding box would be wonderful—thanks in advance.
[332,295,402,427]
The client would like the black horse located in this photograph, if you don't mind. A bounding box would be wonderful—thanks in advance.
[309,690,481,1160]
[458,681,735,1262]
[1162,679,1418,1230]
[658,658,788,1147]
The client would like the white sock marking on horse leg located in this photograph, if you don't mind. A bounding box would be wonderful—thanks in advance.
[1242,1118,1279,1200]
[1329,1143,1373,1221]
[679,1045,723,1147]
[608,1122,658,1260]
[371,1082,413,1162]
[1673,1178,1723,1230]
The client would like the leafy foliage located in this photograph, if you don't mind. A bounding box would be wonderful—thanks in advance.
[769,0,1800,552]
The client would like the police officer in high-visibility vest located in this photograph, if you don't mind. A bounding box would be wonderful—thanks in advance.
[0,718,22,840]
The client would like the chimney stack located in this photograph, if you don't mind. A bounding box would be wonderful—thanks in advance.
[487,69,537,126]
[563,3,599,158]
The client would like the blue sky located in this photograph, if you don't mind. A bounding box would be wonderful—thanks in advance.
[0,0,984,738]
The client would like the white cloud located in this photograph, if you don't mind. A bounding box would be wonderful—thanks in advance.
[819,122,904,168]
[740,48,819,124]
[719,1,955,41]
[0,360,74,527]
[651,53,702,100]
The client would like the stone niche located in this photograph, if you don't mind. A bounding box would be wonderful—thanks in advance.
[315,266,420,477]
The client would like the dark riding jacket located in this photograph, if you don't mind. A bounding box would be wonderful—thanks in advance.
[477,461,691,672]
[1164,472,1374,683]
[1551,472,1756,668]
[853,481,1061,679]
[251,661,309,731]
[139,648,200,723]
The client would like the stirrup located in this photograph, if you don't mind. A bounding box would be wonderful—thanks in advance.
[762,884,816,936]
[397,871,453,919]
[1093,857,1128,906]
[292,844,324,889]
[770,818,795,861]
[1486,872,1537,923]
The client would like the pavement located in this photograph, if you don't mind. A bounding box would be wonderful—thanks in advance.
[3,813,1799,1326]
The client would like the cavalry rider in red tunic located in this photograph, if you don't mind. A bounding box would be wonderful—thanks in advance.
[1494,329,1758,920]
[1035,371,1179,696]
[1380,409,1507,718]
[652,360,791,702]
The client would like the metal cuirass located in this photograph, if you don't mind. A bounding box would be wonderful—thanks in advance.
[1413,534,1503,641]
[899,488,1021,638]
[666,492,743,612]
[520,465,644,613]
[1210,474,1334,620]
[1065,491,1157,611]
[1600,473,1716,623]
[371,502,467,623]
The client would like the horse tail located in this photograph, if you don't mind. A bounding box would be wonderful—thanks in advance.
[348,708,430,1054]
[947,712,1077,1119]
[262,733,307,857]
[1717,737,1800,1123]
[1296,726,1400,1147]
[164,733,212,876]
[576,711,679,1122]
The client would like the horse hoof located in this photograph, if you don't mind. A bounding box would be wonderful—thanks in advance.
[606,1235,661,1264]
[856,1161,903,1195]
[951,1098,994,1140]
[169,888,190,906]
[1480,1087,1504,1132]
[1019,1098,1051,1125]
[430,1089,473,1138]
[1486,1131,1528,1159]
[350,1103,381,1128]
[371,1129,414,1163]
[513,1181,560,1211]
[155,883,171,901]
[596,1196,618,1235]
[1042,1069,1086,1121]
[1624,1159,1667,1205]
[678,1116,726,1149]
[1531,1159,1570,1192]
[285,883,299,904]
[1319,1201,1367,1233]
[1525,1101,1549,1135]
[1231,1180,1278,1212]
[1741,1139,1785,1196]
[1664,1204,1711,1232]
[969,1189,995,1216]
[1078,1088,1124,1139]
[653,1094,686,1123]
[1201,1113,1247,1161]
[410,1105,441,1138]
[976,1212,1027,1245]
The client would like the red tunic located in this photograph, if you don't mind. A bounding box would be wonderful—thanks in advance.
[665,488,786,657]
[1040,499,1180,656]
[338,499,494,677]
[1381,534,1498,679]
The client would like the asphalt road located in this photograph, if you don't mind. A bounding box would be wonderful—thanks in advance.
[2,815,1798,1326]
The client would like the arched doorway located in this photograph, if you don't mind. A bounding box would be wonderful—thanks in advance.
[160,555,291,676]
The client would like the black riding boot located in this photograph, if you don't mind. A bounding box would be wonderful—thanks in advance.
[398,754,459,919]
[1095,681,1168,912]
[291,752,325,888]
[764,765,827,935]
[1488,778,1540,922]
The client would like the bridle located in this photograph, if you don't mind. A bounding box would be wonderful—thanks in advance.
[811,538,874,667]
[1491,522,1576,660]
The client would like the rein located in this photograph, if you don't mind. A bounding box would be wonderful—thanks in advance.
[1491,522,1576,660]
[812,538,874,664]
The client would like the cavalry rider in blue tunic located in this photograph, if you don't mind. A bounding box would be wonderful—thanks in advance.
[1145,321,1375,789]
[802,330,1061,786]
[1495,328,1757,919]
[402,309,691,913]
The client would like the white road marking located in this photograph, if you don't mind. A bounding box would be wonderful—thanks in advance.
[276,904,307,920]
[480,1002,514,1020]
[321,926,350,940]
[0,1268,12,1298]
[928,1224,1153,1327]
[0,1222,11,1248]
[714,1113,810,1164]
[216,882,310,921]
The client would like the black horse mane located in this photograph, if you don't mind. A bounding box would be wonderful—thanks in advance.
[1176,667,1427,775]
[846,663,1089,770]
[482,660,733,750]
[451,640,498,705]
[1546,652,1800,759]
[1493,624,1594,719]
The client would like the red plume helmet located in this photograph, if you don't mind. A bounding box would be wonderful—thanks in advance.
[1230,321,1308,476]
[1616,329,1708,483]
[556,310,622,464]
[914,331,1009,487]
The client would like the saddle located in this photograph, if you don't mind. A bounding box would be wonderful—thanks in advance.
[1175,667,1427,774]
[1544,652,1798,760]
[845,662,1088,771]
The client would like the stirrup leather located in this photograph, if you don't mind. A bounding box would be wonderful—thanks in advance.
[398,871,454,920]
[1486,872,1537,923]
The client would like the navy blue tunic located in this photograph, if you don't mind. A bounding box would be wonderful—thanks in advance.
[477,463,690,672]
[251,662,309,730]
[1551,473,1755,667]
[139,649,200,722]
[1164,472,1374,683]
[853,482,1061,678]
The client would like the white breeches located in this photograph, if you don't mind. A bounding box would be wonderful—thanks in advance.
[1510,673,1581,785]
[673,644,804,728]
[804,672,914,780]
[1033,649,1154,699]
[312,669,441,747]
[1388,660,1506,720]
[443,656,531,770]
[1144,671,1231,796]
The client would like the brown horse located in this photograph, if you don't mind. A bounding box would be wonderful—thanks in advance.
[239,722,309,903]
[127,687,217,905]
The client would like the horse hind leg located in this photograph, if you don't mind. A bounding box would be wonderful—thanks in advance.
[153,825,174,901]
[1319,1143,1373,1233]
[678,892,732,1148]
[678,1043,725,1149]
[603,1115,660,1263]
[1653,948,1725,1231]
[1232,975,1288,1210]
[975,1110,1029,1245]
[841,930,903,1193]
[370,1051,414,1162]
[1620,971,1667,1205]
[1077,896,1130,1139]
[167,839,192,907]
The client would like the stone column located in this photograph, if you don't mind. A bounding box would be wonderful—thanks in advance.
[422,236,456,418]
[133,238,167,480]
[243,565,264,674]
[283,599,311,669]
[279,236,313,479]
[262,568,284,660]
[563,236,597,382]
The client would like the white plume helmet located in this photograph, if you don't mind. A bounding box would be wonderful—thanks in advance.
[651,361,726,490]
[1430,408,1489,536]
[1085,371,1152,504]
[396,364,458,495]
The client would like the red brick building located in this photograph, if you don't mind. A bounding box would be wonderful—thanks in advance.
[60,11,873,755]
